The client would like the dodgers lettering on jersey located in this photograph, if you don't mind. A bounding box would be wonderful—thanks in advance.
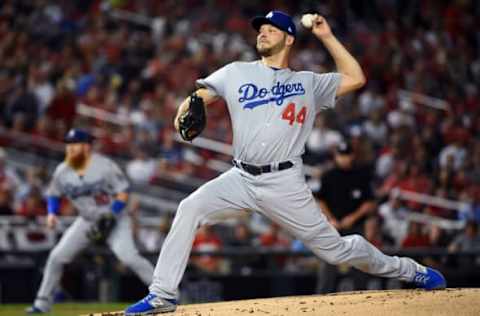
[196,60,341,164]
[239,81,306,109]
[47,153,130,221]
[63,180,107,199]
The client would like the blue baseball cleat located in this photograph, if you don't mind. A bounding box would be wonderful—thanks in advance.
[25,305,48,314]
[412,266,447,290]
[125,293,177,315]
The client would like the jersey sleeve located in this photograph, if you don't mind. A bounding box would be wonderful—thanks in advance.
[312,72,342,113]
[106,160,130,194]
[195,63,231,98]
[46,166,63,197]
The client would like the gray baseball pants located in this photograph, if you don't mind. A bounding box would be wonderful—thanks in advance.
[150,162,419,299]
[33,215,154,310]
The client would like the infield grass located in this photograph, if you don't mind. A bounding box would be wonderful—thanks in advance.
[0,303,127,316]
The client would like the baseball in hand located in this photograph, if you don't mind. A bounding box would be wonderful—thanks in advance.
[301,14,316,29]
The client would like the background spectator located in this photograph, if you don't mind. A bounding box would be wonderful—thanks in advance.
[126,146,157,185]
[191,225,223,273]
[448,221,480,254]
[401,222,431,249]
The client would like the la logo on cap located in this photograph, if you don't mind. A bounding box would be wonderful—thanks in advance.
[266,11,273,18]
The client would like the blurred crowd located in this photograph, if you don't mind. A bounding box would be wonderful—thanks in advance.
[1,0,480,272]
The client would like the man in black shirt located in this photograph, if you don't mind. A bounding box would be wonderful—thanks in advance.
[316,141,376,235]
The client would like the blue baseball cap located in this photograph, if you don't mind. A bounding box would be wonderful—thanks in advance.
[64,128,94,144]
[251,10,296,37]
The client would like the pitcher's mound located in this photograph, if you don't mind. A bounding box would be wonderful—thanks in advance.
[89,288,480,316]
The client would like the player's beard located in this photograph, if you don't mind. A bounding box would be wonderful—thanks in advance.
[256,36,287,57]
[65,151,88,171]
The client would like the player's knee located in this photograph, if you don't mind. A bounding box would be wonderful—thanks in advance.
[178,196,200,212]
[346,234,369,252]
[298,226,324,243]
[322,246,345,265]
[343,234,363,243]
[117,253,138,267]
[321,234,364,265]
[177,197,204,221]
[47,250,66,266]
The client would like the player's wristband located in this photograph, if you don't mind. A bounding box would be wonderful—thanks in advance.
[47,196,60,215]
[111,199,127,215]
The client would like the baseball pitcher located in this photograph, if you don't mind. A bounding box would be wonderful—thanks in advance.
[27,129,154,314]
[126,11,446,315]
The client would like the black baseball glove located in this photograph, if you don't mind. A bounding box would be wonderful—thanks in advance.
[178,93,206,141]
[87,213,117,245]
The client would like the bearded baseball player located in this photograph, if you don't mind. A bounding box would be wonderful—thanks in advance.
[26,129,155,314]
[126,10,446,315]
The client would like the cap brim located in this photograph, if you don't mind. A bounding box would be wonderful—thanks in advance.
[336,149,353,155]
[251,16,279,32]
[64,137,94,144]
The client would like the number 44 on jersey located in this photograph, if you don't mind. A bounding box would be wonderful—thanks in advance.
[282,102,306,126]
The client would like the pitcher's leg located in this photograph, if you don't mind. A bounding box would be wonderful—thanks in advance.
[109,216,154,285]
[33,218,91,310]
[327,231,445,289]
[266,203,417,280]
[311,228,417,281]
[258,167,418,282]
[149,168,255,299]
[299,218,444,288]
[147,196,205,299]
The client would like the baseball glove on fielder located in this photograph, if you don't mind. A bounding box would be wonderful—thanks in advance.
[87,213,117,245]
[178,93,206,141]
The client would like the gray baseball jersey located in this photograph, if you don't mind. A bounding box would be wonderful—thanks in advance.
[32,153,154,311]
[149,61,422,300]
[47,153,130,221]
[197,60,340,164]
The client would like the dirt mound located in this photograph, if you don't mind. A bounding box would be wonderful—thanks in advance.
[89,288,480,316]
